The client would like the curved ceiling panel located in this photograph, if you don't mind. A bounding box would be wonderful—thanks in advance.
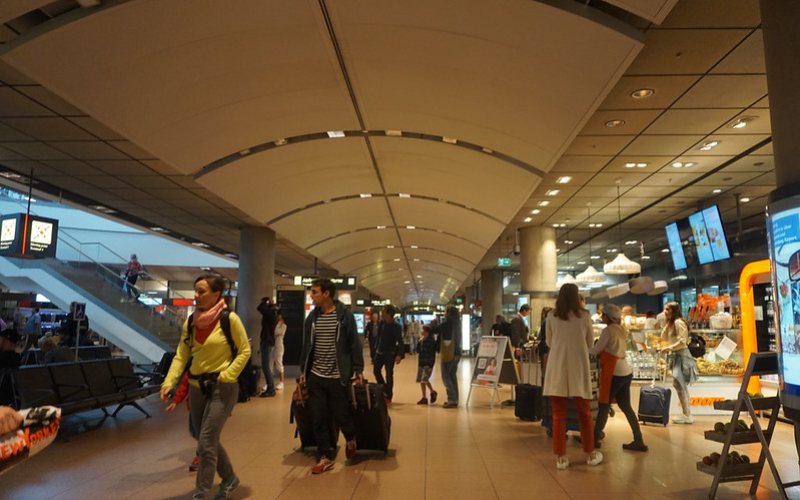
[3,0,359,171]
[398,228,486,263]
[271,198,392,249]
[390,199,504,249]
[370,137,540,222]
[311,229,400,266]
[198,138,380,223]
[328,0,643,170]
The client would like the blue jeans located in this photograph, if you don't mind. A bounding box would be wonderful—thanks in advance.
[441,359,459,404]
[260,343,275,393]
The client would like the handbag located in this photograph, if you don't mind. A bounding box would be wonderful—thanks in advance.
[688,333,706,358]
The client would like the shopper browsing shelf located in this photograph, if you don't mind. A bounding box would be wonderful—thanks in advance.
[542,283,603,470]
[591,304,648,452]
[660,301,699,424]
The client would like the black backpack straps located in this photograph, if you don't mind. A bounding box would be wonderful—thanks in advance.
[187,314,194,350]
[220,310,237,359]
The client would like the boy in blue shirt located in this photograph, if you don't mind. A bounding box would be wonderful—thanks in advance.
[416,325,438,405]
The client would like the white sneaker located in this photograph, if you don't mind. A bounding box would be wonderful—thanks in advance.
[276,383,284,390]
[672,414,694,424]
[587,450,603,466]
[556,455,570,470]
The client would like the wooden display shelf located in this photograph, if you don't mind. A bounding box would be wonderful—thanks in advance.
[703,430,772,445]
[713,397,779,411]
[697,461,763,480]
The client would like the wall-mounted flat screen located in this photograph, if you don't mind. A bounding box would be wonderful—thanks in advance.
[688,211,715,264]
[701,205,731,262]
[665,222,688,271]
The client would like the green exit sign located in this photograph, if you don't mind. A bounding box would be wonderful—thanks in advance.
[497,257,511,267]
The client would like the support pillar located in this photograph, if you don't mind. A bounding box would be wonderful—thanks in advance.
[519,226,557,330]
[481,269,503,334]
[238,226,276,366]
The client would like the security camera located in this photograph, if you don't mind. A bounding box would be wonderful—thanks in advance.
[513,244,521,256]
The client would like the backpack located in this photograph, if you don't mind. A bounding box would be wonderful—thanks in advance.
[187,311,256,402]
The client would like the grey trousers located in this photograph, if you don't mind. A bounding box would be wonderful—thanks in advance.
[189,382,238,499]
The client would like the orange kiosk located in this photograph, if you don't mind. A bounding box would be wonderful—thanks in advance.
[739,259,773,395]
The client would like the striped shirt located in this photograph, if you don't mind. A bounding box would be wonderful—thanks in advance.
[311,312,340,379]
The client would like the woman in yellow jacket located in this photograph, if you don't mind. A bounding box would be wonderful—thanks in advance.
[161,275,250,500]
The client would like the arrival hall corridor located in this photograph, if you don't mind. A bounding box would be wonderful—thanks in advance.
[1,353,799,500]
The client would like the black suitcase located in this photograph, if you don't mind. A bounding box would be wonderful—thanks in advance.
[237,360,259,402]
[350,381,391,453]
[638,385,671,426]
[514,384,543,421]
[290,398,339,452]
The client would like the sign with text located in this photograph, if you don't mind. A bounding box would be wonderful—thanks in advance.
[497,257,511,267]
[293,275,357,290]
[0,214,58,258]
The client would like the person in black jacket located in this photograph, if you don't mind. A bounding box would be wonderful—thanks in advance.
[257,297,277,398]
[433,306,462,408]
[416,325,438,405]
[373,305,404,403]
[299,279,364,475]
[509,304,531,349]
[0,329,21,369]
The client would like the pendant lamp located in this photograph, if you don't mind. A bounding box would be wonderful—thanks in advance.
[603,182,641,275]
[577,205,605,284]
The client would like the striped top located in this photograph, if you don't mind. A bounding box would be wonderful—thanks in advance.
[311,312,340,379]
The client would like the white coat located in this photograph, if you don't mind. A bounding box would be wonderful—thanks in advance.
[542,310,594,399]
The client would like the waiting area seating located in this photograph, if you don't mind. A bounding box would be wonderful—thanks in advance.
[1,357,163,419]
[20,345,113,365]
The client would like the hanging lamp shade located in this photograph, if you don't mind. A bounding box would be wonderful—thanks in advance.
[558,273,577,287]
[590,287,608,299]
[629,276,654,294]
[648,280,669,295]
[606,282,630,298]
[576,265,605,284]
[603,253,642,275]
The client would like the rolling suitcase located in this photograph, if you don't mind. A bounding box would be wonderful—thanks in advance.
[290,381,339,452]
[638,352,671,426]
[514,384,543,421]
[349,381,391,453]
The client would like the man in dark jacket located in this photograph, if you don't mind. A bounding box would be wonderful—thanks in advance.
[300,279,363,475]
[433,306,462,408]
[257,297,277,398]
[373,305,404,403]
[509,304,531,349]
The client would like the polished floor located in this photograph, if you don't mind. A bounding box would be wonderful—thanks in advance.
[2,353,800,499]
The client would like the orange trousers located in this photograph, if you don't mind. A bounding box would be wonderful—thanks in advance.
[550,396,594,456]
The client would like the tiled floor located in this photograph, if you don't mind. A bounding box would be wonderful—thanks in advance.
[2,354,800,499]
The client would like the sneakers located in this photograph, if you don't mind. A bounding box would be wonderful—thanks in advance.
[622,441,649,452]
[442,401,458,409]
[188,455,199,472]
[311,456,334,474]
[417,397,428,405]
[672,414,694,424]
[213,476,240,499]
[259,390,276,398]
[345,439,357,460]
[587,450,603,466]
[556,455,570,470]
[430,391,438,404]
[276,382,284,390]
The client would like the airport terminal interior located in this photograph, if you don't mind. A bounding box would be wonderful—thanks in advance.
[1,0,800,498]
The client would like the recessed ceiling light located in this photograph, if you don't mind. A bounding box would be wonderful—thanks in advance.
[385,130,403,137]
[238,148,251,156]
[740,197,751,203]
[359,193,372,198]
[661,248,670,253]
[730,116,756,129]
[606,249,615,253]
[588,223,603,228]
[398,193,411,198]
[636,163,647,168]
[699,140,720,151]
[150,226,167,232]
[625,240,638,245]
[413,258,420,262]
[712,188,722,194]
[327,130,346,138]
[546,189,560,196]
[631,88,655,99]
[387,245,395,249]
[442,137,457,144]
[482,147,494,154]
[642,255,651,260]
[552,223,560,228]
[416,275,422,278]
[531,209,541,215]
[577,261,586,265]
[538,200,550,207]
[410,245,418,249]
[377,225,386,229]
[398,268,404,271]
[591,255,600,260]
[0,172,22,179]
[393,258,401,261]
[564,239,573,244]
[605,119,626,128]
[404,280,411,284]
[192,242,210,248]
[625,162,636,168]
[524,217,533,223]
[672,162,684,168]
[274,138,287,146]
[559,223,567,228]
[406,225,416,230]
[556,176,572,184]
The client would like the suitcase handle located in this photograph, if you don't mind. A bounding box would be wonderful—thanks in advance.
[349,379,372,410]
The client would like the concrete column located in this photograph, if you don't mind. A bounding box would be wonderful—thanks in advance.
[760,0,800,189]
[480,269,503,333]
[519,226,557,331]
[238,226,276,366]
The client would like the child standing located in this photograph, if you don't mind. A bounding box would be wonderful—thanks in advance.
[417,326,438,405]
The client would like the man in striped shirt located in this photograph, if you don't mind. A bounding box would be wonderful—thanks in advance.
[300,278,364,474]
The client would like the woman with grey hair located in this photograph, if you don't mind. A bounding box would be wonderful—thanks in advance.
[660,301,698,424]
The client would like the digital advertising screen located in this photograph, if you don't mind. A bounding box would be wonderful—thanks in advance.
[0,214,23,255]
[664,222,688,271]
[767,194,800,415]
[701,205,731,262]
[688,211,714,265]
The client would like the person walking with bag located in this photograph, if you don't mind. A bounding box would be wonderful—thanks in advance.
[434,306,462,408]
[543,283,603,470]
[661,301,698,424]
[160,275,251,500]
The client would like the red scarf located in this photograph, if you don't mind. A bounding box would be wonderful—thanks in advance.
[192,300,227,344]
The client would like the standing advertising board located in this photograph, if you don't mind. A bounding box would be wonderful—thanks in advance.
[466,336,518,406]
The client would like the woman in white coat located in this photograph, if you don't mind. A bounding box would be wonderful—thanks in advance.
[543,283,603,470]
